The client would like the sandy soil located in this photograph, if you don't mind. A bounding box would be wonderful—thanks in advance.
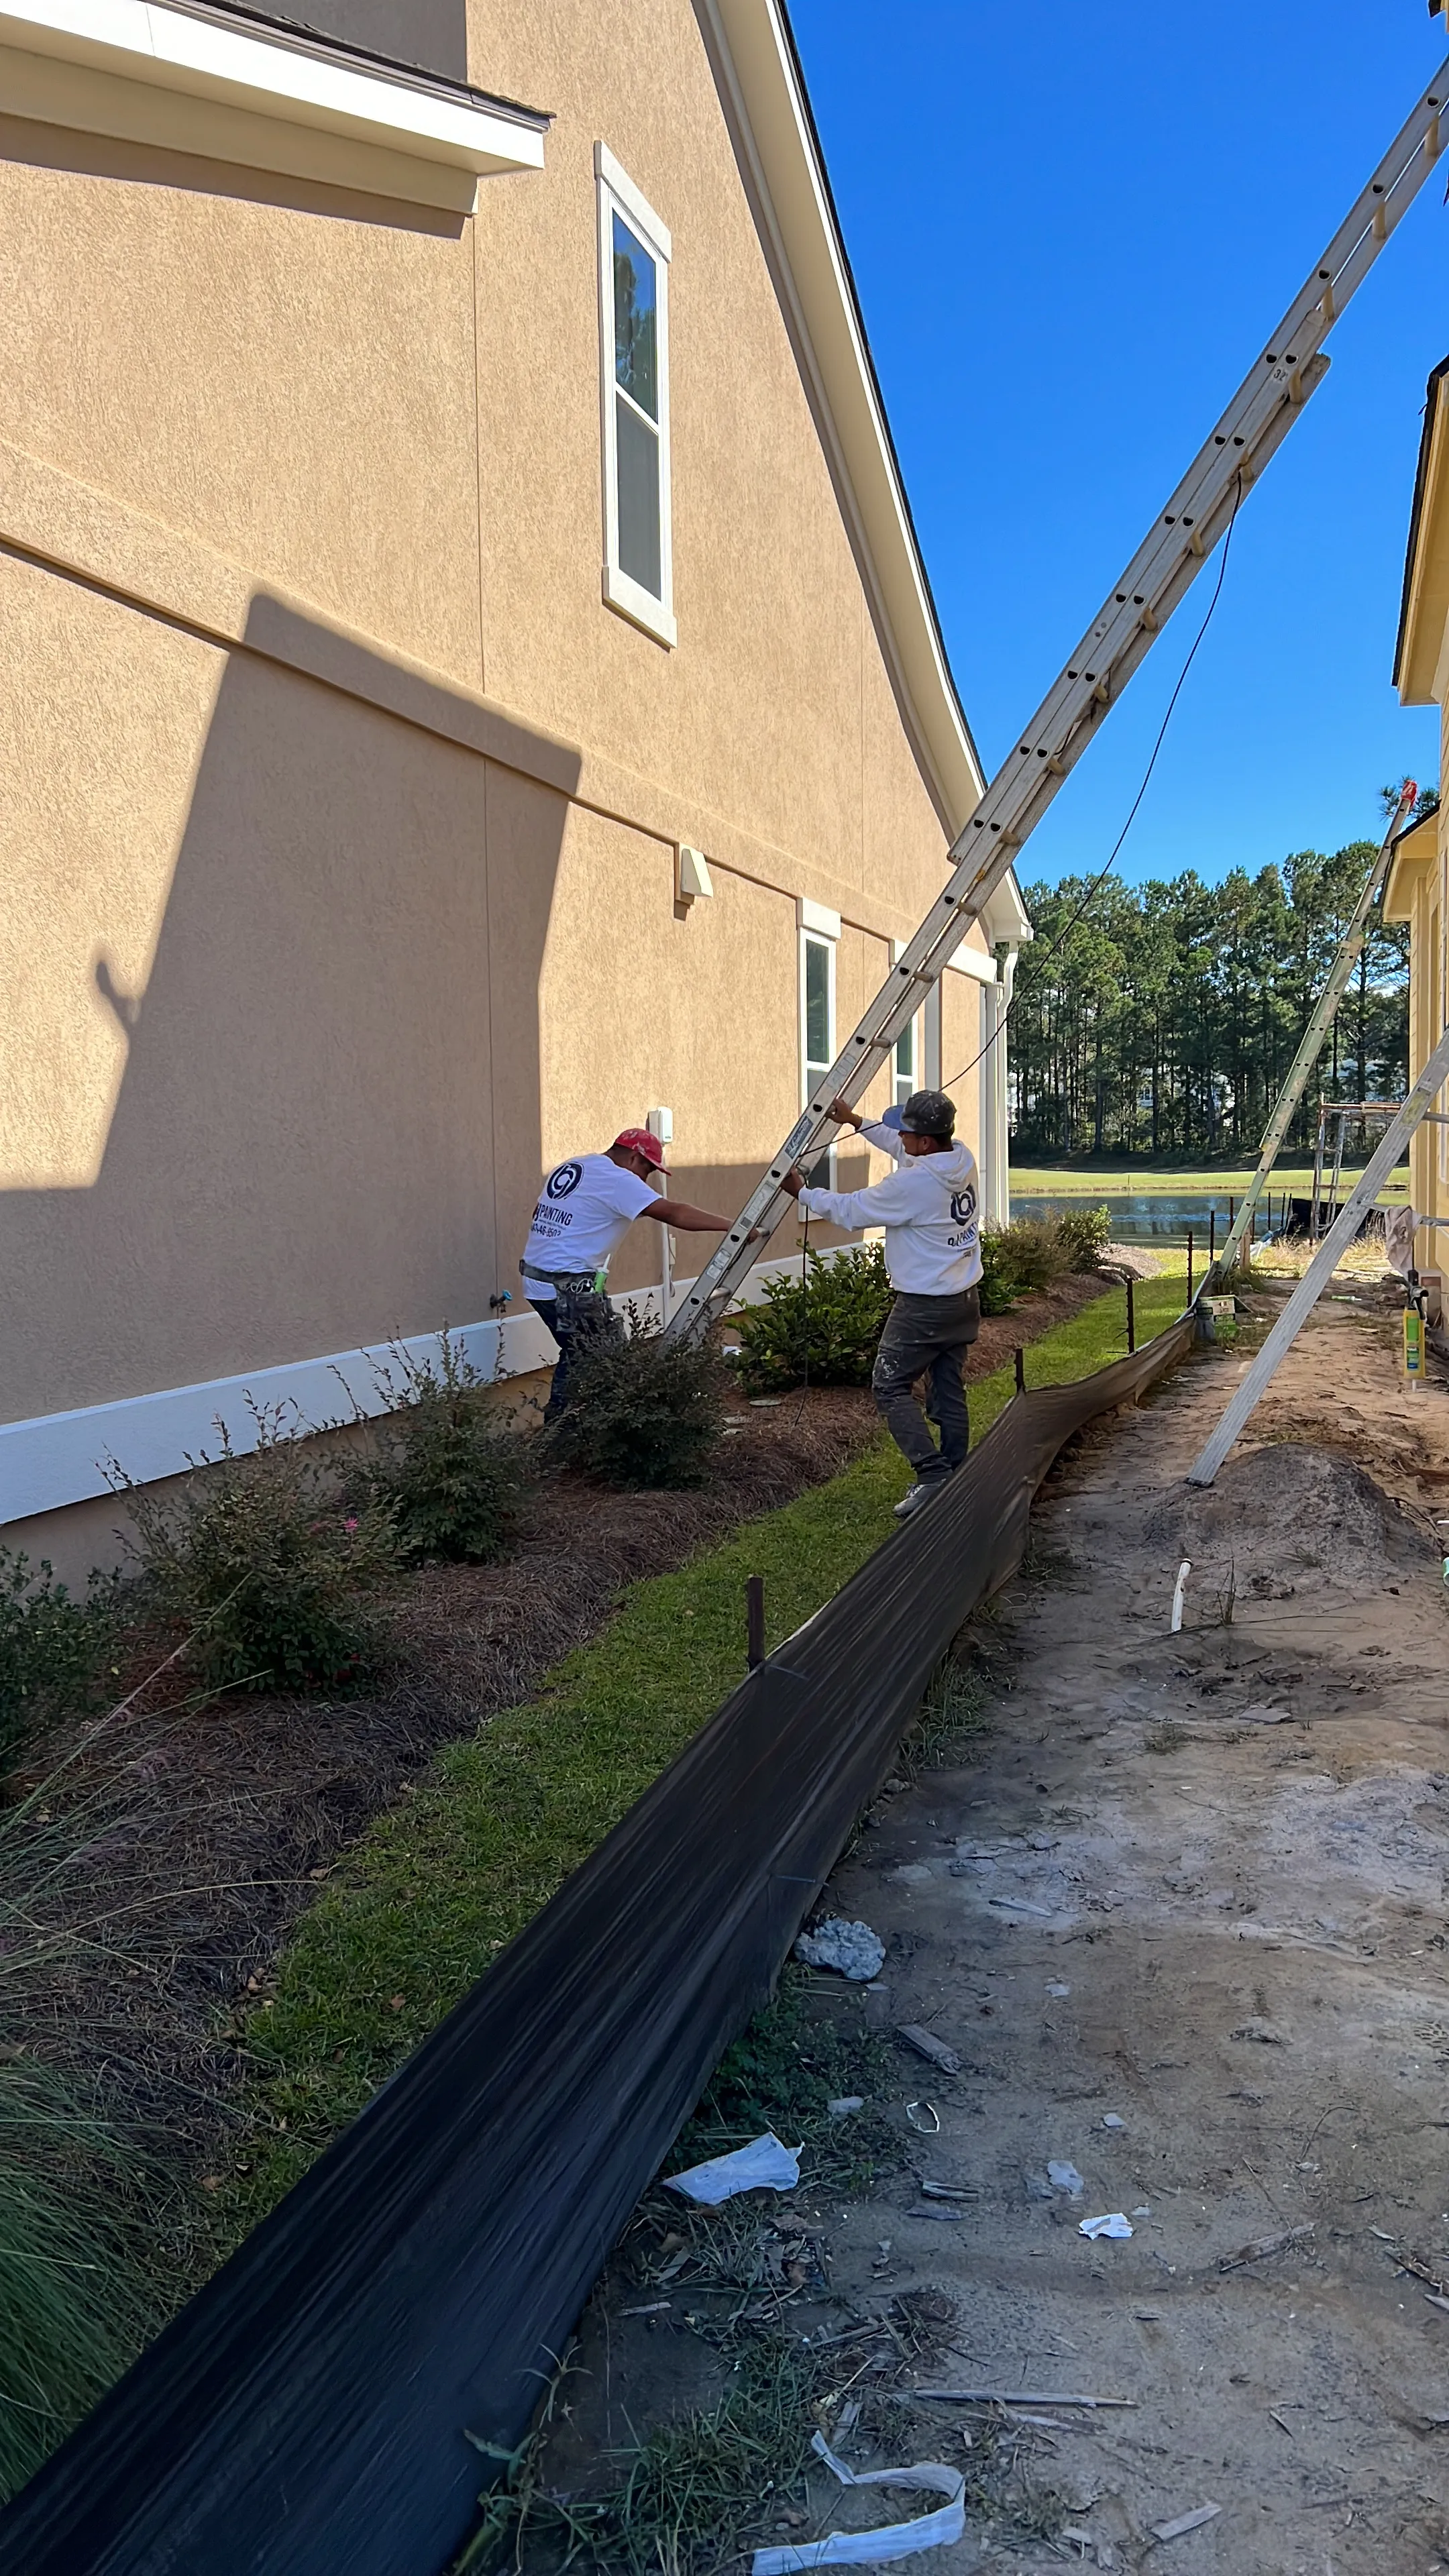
[555,1282,1449,2573]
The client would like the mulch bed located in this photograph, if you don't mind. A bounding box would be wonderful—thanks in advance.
[10,1272,1112,2194]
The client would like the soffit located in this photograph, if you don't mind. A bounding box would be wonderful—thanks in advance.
[0,0,547,208]
[700,0,1030,951]
[1383,808,1439,922]
[1395,354,1449,706]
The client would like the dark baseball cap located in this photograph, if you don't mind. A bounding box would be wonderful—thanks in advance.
[898,1089,957,1139]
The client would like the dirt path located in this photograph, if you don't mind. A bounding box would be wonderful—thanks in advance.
[553,1285,1449,2573]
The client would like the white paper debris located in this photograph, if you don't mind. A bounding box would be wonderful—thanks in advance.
[665,2132,800,2205]
[1048,2161,1085,2198]
[751,2430,965,2572]
[1045,1980,1071,1998]
[826,2096,865,2119]
[1102,2113,1126,2131]
[1079,2212,1133,2241]
[795,1919,886,1982]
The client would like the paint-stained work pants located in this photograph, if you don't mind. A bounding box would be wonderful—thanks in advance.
[870,1286,981,1484]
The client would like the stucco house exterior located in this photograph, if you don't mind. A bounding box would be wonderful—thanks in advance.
[1385,352,1448,1268]
[0,0,1029,1568]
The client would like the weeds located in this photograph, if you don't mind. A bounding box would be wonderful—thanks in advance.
[362,1338,532,1564]
[0,2059,151,2501]
[668,1965,896,2198]
[116,1403,398,1696]
[1144,1719,1190,1754]
[544,1312,727,1489]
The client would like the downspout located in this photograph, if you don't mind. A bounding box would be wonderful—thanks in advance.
[986,943,1020,1230]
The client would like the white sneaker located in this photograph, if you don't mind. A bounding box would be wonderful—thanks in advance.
[894,1478,950,1519]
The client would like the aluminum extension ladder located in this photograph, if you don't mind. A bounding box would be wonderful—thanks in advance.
[1186,1016,1449,1487]
[1214,778,1419,1277]
[663,62,1447,1346]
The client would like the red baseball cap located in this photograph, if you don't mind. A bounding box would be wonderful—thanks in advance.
[613,1126,671,1173]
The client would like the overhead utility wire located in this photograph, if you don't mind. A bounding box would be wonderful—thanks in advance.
[942,472,1245,1097]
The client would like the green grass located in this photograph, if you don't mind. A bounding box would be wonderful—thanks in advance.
[225,1266,1189,2230]
[1010,1163,1409,1198]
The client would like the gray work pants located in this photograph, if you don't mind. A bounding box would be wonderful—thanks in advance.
[527,1277,625,1420]
[871,1287,981,1484]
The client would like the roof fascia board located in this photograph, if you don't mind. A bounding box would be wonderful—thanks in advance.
[1395,354,1449,703]
[1383,812,1438,922]
[0,0,547,204]
[699,0,985,840]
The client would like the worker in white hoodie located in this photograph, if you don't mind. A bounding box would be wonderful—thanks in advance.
[780,1087,981,1519]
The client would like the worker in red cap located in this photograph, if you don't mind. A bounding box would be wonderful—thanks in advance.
[521,1129,745,1419]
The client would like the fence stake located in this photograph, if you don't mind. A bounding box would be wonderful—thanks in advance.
[1014,1346,1026,1395]
[746,1575,765,1672]
[1126,1275,1136,1354]
[1209,1207,1216,1265]
[1187,1227,1195,1303]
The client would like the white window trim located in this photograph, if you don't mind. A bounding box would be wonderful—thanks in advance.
[798,895,841,939]
[596,142,676,649]
[0,2,547,208]
[890,936,922,1108]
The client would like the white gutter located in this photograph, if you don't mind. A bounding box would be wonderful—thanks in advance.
[0,1,547,205]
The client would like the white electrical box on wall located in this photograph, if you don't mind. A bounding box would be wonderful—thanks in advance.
[647,1107,674,1146]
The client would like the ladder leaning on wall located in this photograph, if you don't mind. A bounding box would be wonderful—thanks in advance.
[662,62,1448,1346]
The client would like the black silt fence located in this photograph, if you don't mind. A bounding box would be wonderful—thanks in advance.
[0,1313,1193,2576]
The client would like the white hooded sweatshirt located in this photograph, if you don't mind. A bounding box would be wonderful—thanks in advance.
[798,1133,983,1295]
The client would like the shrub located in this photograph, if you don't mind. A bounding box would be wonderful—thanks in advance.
[364,1336,532,1565]
[543,1311,727,1489]
[729,1244,894,1393]
[0,1554,121,1771]
[977,1230,1024,1316]
[991,1214,1064,1293]
[118,1405,397,1697]
[1055,1201,1113,1271]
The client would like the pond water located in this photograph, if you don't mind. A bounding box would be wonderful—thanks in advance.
[1010,1190,1285,1248]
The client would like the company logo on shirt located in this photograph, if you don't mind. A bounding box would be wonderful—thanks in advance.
[546,1161,583,1200]
[950,1185,977,1227]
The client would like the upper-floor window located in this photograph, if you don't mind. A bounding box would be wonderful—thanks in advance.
[596,144,675,647]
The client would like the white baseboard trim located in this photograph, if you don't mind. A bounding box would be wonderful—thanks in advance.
[0,1246,849,1525]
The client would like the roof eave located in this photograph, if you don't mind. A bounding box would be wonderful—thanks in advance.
[699,0,989,849]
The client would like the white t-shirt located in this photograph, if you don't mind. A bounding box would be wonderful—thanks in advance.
[522,1153,657,1297]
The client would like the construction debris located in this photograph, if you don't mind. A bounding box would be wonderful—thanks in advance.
[896,2024,961,2074]
[663,2132,801,2204]
[1218,2222,1314,2273]
[751,2432,965,2573]
[795,1919,886,1982]
[1151,2503,1222,2543]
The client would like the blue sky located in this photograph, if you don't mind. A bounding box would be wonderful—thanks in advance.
[789,1,1447,891]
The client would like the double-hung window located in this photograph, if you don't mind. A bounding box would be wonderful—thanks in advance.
[891,941,922,1107]
[799,902,839,1187]
[596,144,675,646]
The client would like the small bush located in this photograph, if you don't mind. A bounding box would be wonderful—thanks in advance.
[364,1337,531,1564]
[118,1405,397,1697]
[730,1244,894,1393]
[991,1214,1064,1293]
[1055,1201,1113,1271]
[543,1311,727,1489]
[0,1554,121,1770]
[977,1230,1024,1316]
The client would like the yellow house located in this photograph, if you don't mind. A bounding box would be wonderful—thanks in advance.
[1385,352,1449,1265]
[0,0,1029,1566]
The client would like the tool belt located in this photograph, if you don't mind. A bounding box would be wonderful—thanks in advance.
[519,1261,608,1292]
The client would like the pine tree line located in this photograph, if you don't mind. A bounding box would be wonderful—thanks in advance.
[1009,791,1435,1163]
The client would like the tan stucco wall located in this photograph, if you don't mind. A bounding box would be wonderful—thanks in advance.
[0,0,997,1537]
